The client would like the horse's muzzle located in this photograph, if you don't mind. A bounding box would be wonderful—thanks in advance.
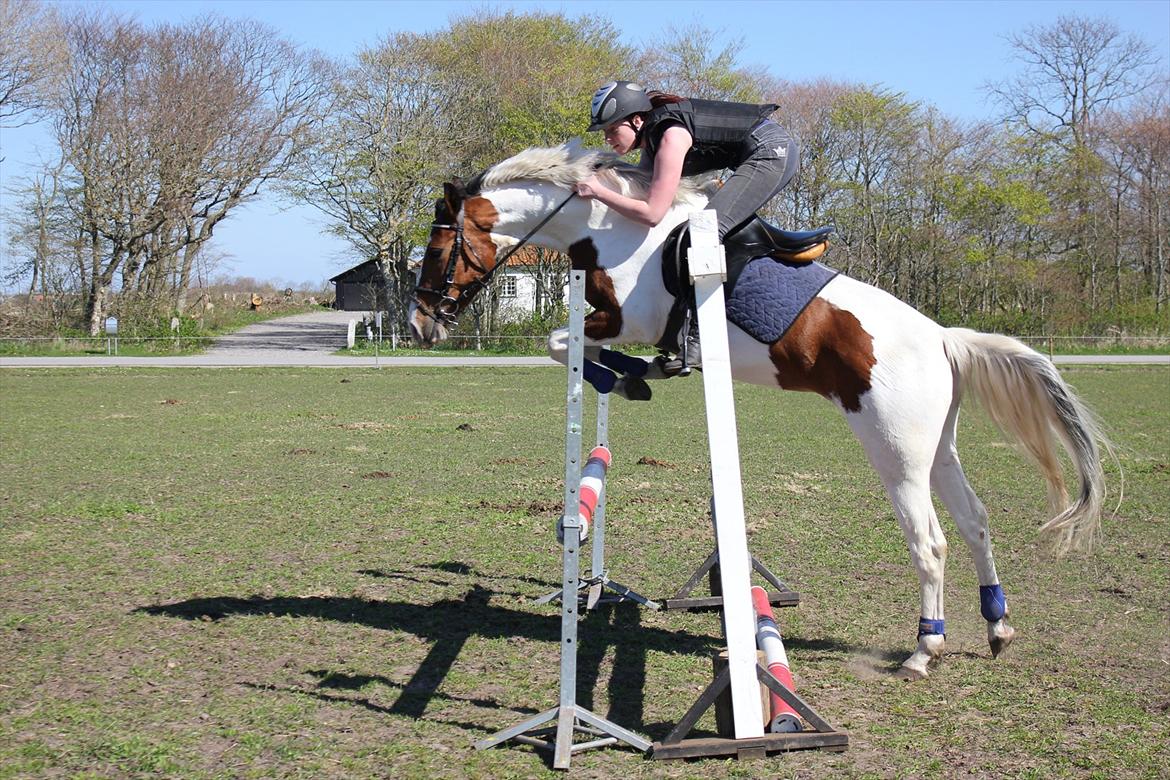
[407,301,447,347]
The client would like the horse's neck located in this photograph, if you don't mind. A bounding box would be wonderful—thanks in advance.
[489,182,708,268]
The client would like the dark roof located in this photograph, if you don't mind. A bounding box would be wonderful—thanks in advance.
[329,259,385,284]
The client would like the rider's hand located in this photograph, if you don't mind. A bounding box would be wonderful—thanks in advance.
[575,175,602,199]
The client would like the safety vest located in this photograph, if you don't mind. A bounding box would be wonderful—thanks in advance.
[643,99,780,175]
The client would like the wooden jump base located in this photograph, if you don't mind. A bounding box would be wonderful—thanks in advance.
[662,545,801,611]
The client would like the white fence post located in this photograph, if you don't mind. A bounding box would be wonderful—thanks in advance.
[688,209,765,740]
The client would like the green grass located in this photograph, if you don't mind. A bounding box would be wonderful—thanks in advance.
[0,365,1167,778]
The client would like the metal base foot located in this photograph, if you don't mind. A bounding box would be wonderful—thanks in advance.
[476,704,651,769]
[536,574,661,611]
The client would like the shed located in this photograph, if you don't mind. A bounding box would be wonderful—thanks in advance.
[330,260,390,311]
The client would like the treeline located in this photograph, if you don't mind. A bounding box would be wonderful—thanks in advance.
[1,1,1166,336]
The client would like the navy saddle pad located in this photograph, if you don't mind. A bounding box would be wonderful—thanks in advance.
[725,258,839,344]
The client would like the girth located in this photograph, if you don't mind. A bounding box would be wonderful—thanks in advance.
[656,217,835,352]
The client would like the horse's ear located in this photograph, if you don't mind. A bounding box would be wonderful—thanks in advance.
[443,179,466,213]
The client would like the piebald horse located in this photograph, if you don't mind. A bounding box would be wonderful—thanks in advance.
[409,141,1108,680]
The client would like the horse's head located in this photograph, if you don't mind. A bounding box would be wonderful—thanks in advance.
[409,177,505,346]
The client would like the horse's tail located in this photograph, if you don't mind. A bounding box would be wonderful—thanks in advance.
[942,328,1110,554]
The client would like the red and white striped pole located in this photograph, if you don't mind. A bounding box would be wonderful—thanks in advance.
[751,585,801,733]
[576,446,611,540]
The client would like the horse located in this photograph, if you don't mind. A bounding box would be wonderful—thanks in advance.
[408,140,1109,680]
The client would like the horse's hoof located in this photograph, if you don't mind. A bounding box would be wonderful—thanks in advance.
[894,665,929,682]
[989,624,1016,658]
[615,376,652,401]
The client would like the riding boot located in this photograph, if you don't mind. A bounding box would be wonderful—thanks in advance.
[659,310,702,376]
[679,315,702,373]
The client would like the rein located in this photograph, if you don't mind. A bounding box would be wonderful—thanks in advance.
[416,191,577,326]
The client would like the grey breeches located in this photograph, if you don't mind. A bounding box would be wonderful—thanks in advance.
[706,121,799,239]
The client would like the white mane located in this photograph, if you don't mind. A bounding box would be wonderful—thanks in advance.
[474,139,714,205]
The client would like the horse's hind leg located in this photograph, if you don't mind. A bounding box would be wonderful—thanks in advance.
[883,474,950,680]
[931,404,1015,658]
[851,413,949,679]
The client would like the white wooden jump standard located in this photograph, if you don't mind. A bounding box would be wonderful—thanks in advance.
[652,211,847,761]
[474,271,651,770]
[685,210,764,740]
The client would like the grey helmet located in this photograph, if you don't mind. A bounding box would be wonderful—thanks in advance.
[587,81,652,131]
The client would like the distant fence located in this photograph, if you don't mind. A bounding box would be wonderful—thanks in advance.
[1,333,1168,357]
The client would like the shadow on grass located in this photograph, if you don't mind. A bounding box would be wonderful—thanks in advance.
[137,563,869,746]
[356,560,559,598]
[137,586,710,738]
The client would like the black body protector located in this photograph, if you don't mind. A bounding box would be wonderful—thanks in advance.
[640,98,780,175]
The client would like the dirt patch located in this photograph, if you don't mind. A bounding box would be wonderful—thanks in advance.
[636,456,675,468]
[475,498,561,514]
[335,422,393,432]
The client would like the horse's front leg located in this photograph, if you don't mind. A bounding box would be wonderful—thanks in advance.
[546,328,651,401]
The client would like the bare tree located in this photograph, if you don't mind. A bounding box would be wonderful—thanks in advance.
[1102,80,1170,311]
[0,0,65,128]
[50,12,160,334]
[989,15,1161,311]
[40,11,325,332]
[138,16,328,314]
[990,15,1159,146]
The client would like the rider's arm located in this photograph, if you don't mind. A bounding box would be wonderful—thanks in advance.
[578,125,691,226]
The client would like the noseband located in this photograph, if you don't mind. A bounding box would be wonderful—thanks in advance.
[415,192,577,326]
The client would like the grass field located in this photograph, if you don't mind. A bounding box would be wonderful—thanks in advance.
[1,365,1166,779]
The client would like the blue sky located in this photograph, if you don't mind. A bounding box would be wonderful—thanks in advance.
[1,0,1167,289]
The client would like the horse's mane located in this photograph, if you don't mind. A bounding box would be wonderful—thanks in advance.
[468,139,715,205]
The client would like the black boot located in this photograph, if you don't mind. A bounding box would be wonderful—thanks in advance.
[659,312,701,376]
[679,316,702,373]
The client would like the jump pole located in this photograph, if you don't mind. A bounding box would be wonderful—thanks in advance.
[534,376,659,612]
[652,211,848,760]
[475,270,651,769]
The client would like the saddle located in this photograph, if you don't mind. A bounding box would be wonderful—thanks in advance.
[656,216,835,351]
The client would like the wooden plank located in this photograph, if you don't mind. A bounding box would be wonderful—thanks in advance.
[663,591,800,611]
[651,731,849,760]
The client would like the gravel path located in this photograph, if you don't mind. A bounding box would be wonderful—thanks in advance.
[203,309,359,357]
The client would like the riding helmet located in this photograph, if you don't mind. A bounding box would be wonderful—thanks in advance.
[587,81,653,131]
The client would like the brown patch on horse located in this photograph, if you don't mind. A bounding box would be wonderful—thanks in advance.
[416,193,501,308]
[568,238,622,339]
[768,297,876,412]
[457,197,500,278]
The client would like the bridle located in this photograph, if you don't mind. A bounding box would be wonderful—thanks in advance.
[415,191,577,326]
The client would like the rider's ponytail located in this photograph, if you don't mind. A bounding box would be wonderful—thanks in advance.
[646,91,685,108]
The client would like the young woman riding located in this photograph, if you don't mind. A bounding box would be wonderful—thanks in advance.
[575,80,800,369]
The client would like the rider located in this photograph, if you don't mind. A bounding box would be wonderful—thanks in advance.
[576,80,800,371]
